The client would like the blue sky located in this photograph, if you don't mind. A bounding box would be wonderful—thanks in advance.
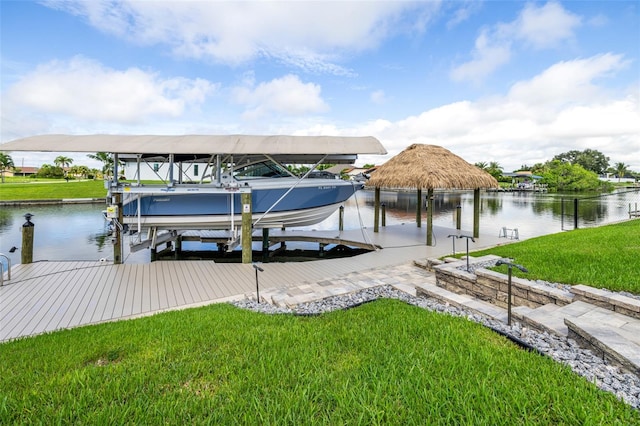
[1,1,638,172]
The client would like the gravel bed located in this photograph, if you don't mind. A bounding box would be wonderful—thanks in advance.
[233,285,640,410]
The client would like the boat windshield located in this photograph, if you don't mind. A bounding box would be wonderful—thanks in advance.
[233,160,291,180]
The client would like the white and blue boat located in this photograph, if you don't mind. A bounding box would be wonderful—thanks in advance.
[119,157,365,230]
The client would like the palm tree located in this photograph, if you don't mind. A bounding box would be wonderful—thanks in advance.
[0,152,15,183]
[54,155,73,170]
[614,162,628,182]
[488,161,503,179]
[474,161,489,171]
[87,152,114,178]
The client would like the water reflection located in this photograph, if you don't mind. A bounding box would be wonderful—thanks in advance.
[0,189,637,266]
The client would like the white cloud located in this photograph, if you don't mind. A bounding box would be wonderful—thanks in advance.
[231,74,329,120]
[44,1,439,74]
[451,1,582,82]
[450,29,511,82]
[446,0,482,29]
[363,54,640,172]
[5,56,217,124]
[508,54,630,108]
[515,1,582,49]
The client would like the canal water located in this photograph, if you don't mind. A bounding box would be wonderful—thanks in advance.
[1,188,638,267]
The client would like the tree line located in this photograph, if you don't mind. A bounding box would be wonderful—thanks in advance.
[475,149,638,192]
[0,152,117,183]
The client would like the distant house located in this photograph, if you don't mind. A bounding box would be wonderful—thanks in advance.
[5,166,39,177]
[503,171,546,191]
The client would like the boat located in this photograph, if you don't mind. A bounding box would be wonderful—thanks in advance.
[2,134,386,259]
[118,156,364,230]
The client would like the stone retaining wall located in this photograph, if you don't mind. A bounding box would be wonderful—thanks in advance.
[433,256,574,310]
[429,256,640,319]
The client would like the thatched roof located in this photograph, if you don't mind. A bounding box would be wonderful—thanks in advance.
[367,144,498,189]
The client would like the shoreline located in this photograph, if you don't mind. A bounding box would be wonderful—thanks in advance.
[0,198,106,206]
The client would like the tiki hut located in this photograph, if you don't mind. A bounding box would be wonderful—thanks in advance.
[367,144,499,245]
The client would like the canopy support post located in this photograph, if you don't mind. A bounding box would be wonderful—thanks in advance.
[426,189,434,246]
[373,187,380,233]
[113,192,123,264]
[416,188,422,228]
[242,192,252,264]
[473,188,480,238]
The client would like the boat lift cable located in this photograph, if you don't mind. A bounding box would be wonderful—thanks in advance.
[351,182,378,251]
[253,155,328,228]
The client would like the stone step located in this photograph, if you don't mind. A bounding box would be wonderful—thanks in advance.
[514,301,606,337]
[415,280,508,323]
[564,301,640,375]
[571,284,640,320]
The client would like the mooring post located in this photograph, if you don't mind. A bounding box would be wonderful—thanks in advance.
[374,187,380,233]
[113,192,123,264]
[262,228,269,261]
[339,205,344,231]
[241,191,252,264]
[174,236,182,260]
[381,203,386,227]
[416,188,422,228]
[473,188,480,238]
[21,213,35,264]
[456,205,462,230]
[573,198,579,229]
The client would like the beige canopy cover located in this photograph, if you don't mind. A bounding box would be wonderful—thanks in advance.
[1,134,386,156]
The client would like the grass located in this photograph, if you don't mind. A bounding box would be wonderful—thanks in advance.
[1,300,637,424]
[470,220,640,294]
[0,179,107,200]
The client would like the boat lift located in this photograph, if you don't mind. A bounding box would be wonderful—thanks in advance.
[0,134,387,264]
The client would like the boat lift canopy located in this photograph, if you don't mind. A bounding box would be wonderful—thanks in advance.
[0,134,386,164]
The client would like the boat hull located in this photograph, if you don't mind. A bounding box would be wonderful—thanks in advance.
[121,179,362,230]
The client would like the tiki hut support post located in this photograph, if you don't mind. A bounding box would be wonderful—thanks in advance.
[416,188,422,228]
[426,189,434,245]
[374,187,381,233]
[473,188,480,238]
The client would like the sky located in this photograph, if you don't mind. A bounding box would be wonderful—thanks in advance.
[1,0,639,173]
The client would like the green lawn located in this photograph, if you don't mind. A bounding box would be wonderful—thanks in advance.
[470,220,640,294]
[0,179,107,200]
[1,300,636,424]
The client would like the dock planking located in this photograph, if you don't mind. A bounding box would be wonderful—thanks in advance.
[1,224,507,342]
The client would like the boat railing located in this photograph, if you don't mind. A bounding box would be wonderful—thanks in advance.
[0,253,11,286]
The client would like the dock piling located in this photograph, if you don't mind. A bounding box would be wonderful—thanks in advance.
[21,213,34,264]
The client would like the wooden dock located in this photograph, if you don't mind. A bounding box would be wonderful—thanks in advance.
[1,224,507,342]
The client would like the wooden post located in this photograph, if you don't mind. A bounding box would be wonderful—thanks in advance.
[426,189,434,246]
[113,192,123,264]
[374,187,380,233]
[262,228,269,261]
[473,188,480,238]
[241,191,252,264]
[174,236,182,260]
[416,188,422,228]
[381,203,386,227]
[21,213,35,264]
